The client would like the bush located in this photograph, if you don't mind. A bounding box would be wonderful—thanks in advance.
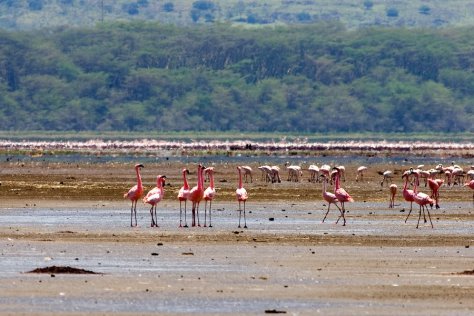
[363,1,373,10]
[386,8,399,17]
[419,5,431,15]
[163,2,174,12]
[28,0,43,11]
[192,1,215,11]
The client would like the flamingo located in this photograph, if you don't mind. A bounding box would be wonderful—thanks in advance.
[270,165,281,183]
[188,164,205,227]
[124,163,144,227]
[177,168,190,228]
[319,174,342,223]
[236,166,249,228]
[258,165,272,182]
[143,175,166,227]
[389,184,397,208]
[411,170,434,229]
[336,165,346,182]
[356,166,367,182]
[203,167,216,227]
[308,164,320,183]
[380,170,393,187]
[465,180,474,206]
[428,177,443,209]
[241,165,253,183]
[402,170,417,223]
[332,167,353,226]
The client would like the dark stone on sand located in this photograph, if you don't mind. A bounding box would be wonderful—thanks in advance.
[27,266,101,274]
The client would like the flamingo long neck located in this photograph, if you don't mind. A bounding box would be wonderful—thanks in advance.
[403,176,409,191]
[136,166,142,188]
[197,166,203,191]
[209,171,215,189]
[413,174,419,193]
[334,172,341,190]
[322,177,327,193]
[182,169,189,189]
[238,168,243,189]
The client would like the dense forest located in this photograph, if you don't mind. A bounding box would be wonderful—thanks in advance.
[0,22,474,132]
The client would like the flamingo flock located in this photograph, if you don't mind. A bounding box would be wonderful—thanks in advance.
[123,162,474,229]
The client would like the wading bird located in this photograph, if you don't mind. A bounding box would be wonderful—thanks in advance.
[143,175,166,227]
[203,167,216,227]
[124,163,144,227]
[236,166,249,228]
[389,184,397,208]
[319,174,342,223]
[332,167,353,226]
[177,168,190,227]
[465,180,474,206]
[188,164,205,227]
[411,170,434,229]
[402,170,416,223]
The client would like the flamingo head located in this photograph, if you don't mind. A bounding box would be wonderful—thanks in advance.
[204,167,214,175]
[135,163,144,169]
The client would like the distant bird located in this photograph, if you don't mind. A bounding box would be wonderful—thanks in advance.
[236,166,249,228]
[258,165,272,182]
[188,164,205,227]
[389,184,397,208]
[270,165,282,183]
[319,174,342,223]
[380,170,393,187]
[177,168,190,228]
[336,165,346,182]
[332,167,353,226]
[308,164,320,183]
[465,180,474,206]
[356,166,367,182]
[285,162,302,182]
[124,163,144,227]
[143,175,166,227]
[203,167,216,227]
[241,165,253,183]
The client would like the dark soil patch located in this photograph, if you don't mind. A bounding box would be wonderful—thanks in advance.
[27,265,102,274]
[456,270,474,275]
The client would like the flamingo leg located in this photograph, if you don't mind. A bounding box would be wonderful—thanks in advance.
[179,201,183,228]
[404,202,413,223]
[130,201,134,227]
[184,200,188,228]
[425,206,434,228]
[416,205,422,229]
[191,203,196,227]
[154,204,158,227]
[196,203,201,227]
[243,202,247,229]
[149,205,155,227]
[238,201,242,228]
[209,200,213,228]
[204,201,208,227]
[322,204,331,223]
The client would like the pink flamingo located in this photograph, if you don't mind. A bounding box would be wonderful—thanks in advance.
[177,168,190,228]
[402,170,417,223]
[332,167,353,226]
[465,180,474,205]
[188,164,204,227]
[411,170,434,229]
[123,163,144,227]
[236,166,249,228]
[319,174,342,223]
[143,175,166,227]
[389,184,397,208]
[428,178,443,209]
[203,167,216,227]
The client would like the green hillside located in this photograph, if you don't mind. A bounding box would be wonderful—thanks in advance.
[1,0,474,30]
[1,22,473,133]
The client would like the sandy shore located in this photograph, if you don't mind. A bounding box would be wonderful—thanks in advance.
[1,161,474,315]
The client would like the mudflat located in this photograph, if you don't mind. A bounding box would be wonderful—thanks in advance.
[1,160,474,315]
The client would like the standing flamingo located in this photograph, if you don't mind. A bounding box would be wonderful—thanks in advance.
[236,166,249,228]
[402,170,416,223]
[428,177,443,209]
[203,167,216,227]
[356,166,367,182]
[465,180,474,205]
[188,164,205,227]
[177,168,190,228]
[411,170,434,229]
[389,184,397,208]
[124,163,144,227]
[143,175,166,227]
[319,174,342,223]
[332,167,353,226]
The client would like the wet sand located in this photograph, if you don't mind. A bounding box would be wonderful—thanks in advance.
[1,161,474,315]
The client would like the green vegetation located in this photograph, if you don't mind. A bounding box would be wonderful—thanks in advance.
[1,22,474,133]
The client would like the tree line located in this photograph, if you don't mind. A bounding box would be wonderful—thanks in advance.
[0,22,473,133]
